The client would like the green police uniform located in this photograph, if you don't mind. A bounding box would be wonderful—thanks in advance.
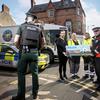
[12,22,43,100]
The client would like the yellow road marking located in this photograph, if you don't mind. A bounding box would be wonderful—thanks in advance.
[39,77,54,85]
[39,74,57,79]
[9,74,97,99]
[9,80,18,85]
[9,74,98,100]
[25,94,39,100]
[67,79,96,92]
[38,91,50,95]
[90,97,98,100]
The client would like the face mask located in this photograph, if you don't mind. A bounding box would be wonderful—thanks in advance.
[26,16,33,22]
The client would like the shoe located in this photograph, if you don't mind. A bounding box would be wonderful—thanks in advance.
[60,77,64,80]
[93,80,99,84]
[90,78,94,81]
[71,75,75,79]
[96,85,100,91]
[64,75,68,80]
[75,75,80,79]
[33,92,38,99]
[82,75,89,80]
[12,95,25,100]
[59,77,65,82]
[90,75,94,79]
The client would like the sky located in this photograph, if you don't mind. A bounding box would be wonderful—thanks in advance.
[0,0,100,36]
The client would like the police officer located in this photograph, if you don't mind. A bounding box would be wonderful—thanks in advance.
[91,26,100,91]
[12,13,45,100]
[82,33,95,81]
[56,30,68,81]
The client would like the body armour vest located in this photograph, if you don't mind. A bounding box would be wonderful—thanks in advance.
[20,23,41,48]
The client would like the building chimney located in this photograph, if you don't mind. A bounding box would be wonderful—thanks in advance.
[2,4,9,13]
[31,0,36,8]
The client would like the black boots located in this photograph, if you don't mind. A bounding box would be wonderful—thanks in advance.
[32,92,38,99]
[96,85,100,91]
[82,74,89,80]
[12,95,25,100]
[60,75,67,81]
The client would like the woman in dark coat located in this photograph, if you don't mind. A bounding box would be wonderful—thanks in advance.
[56,30,68,81]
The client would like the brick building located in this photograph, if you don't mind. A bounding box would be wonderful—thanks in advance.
[28,0,86,34]
[0,4,16,26]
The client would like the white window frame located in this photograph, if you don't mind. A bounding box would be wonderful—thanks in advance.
[48,9,54,17]
[65,20,72,32]
[77,7,80,15]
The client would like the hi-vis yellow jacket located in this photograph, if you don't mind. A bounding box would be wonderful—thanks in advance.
[82,38,92,46]
[68,39,80,46]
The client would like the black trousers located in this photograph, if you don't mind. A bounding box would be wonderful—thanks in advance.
[95,57,100,83]
[58,55,68,78]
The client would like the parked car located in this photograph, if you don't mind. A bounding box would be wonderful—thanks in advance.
[0,43,49,71]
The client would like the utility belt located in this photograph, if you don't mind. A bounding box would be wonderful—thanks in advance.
[20,45,38,53]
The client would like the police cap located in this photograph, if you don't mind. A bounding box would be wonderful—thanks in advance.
[92,26,100,37]
[26,12,37,19]
[92,26,100,31]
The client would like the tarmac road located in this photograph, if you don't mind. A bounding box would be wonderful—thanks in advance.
[0,59,100,100]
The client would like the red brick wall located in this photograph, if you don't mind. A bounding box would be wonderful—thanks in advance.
[35,7,85,34]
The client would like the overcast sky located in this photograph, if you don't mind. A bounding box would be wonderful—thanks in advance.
[0,0,100,35]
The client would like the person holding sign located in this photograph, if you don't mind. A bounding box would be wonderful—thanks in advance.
[82,33,95,81]
[68,33,80,79]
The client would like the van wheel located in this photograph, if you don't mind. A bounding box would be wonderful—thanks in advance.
[42,50,54,63]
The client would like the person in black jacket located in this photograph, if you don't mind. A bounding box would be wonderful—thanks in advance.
[56,30,68,81]
[91,26,100,91]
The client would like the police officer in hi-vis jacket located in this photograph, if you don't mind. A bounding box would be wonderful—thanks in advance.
[82,33,95,81]
[12,13,45,100]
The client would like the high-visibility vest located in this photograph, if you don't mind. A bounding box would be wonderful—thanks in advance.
[82,38,92,46]
[68,39,80,46]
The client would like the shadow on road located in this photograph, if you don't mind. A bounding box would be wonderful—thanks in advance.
[0,66,17,77]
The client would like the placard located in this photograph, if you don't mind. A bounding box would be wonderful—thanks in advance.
[66,45,92,56]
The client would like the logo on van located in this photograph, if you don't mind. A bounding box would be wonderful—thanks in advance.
[2,30,12,42]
